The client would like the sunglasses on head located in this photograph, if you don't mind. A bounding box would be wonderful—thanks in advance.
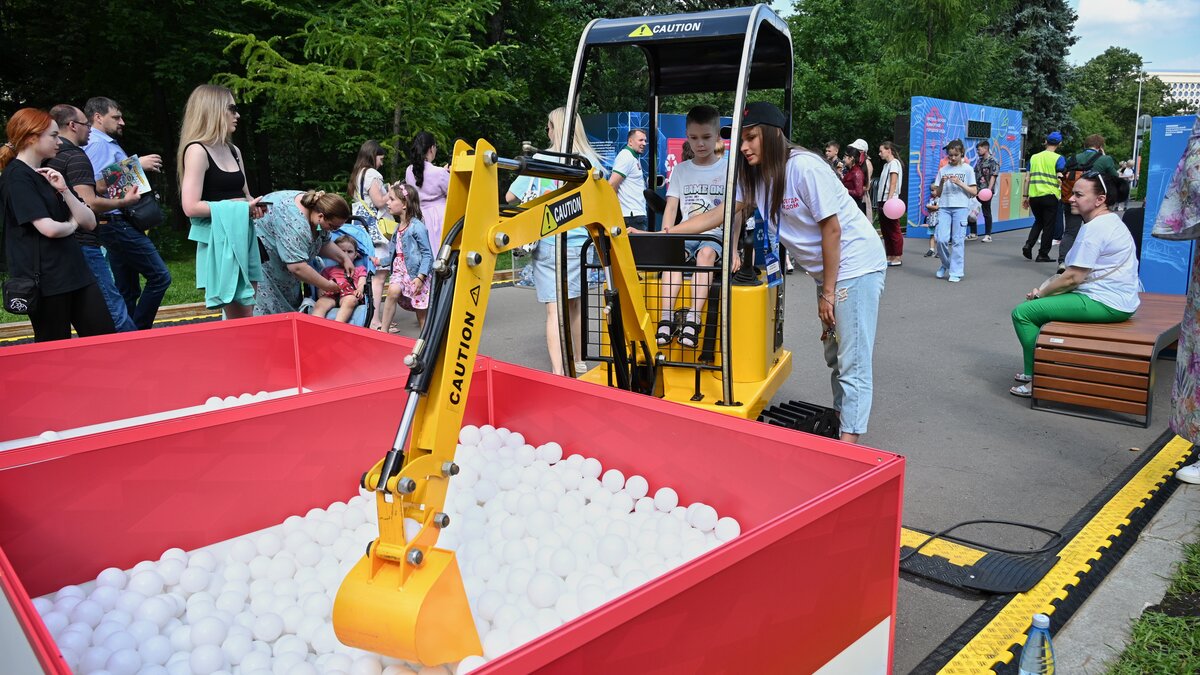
[1082,170,1108,195]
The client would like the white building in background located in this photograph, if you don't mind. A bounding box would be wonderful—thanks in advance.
[1149,71,1200,112]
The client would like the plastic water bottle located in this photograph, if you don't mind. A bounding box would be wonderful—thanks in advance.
[1018,613,1055,674]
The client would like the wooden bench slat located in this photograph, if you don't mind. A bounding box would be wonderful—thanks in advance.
[1033,363,1149,389]
[1033,376,1148,402]
[1040,323,1169,343]
[1033,388,1148,415]
[1035,334,1155,358]
[1033,347,1151,374]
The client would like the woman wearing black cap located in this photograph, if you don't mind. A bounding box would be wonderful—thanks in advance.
[672,102,887,443]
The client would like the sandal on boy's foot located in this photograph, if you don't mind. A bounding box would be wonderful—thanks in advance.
[1009,383,1032,397]
[677,320,701,348]
[655,319,675,346]
[1014,372,1032,383]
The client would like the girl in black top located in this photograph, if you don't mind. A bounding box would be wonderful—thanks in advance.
[0,108,115,341]
[178,84,267,319]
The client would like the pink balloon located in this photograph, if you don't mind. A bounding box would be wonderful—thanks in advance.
[978,188,993,202]
[882,198,905,220]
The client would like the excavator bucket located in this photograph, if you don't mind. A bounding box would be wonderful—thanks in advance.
[333,545,482,665]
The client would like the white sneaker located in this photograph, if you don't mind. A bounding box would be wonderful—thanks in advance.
[574,361,589,376]
[982,235,993,243]
[1177,461,1200,484]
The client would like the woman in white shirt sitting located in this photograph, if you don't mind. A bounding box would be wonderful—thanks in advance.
[1010,173,1140,397]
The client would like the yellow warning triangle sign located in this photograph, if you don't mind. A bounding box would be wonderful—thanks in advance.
[541,206,558,236]
[628,24,654,38]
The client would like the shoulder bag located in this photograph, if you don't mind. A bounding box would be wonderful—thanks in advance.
[3,228,40,314]
[122,191,164,230]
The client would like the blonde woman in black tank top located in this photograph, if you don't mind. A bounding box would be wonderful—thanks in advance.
[178,84,267,319]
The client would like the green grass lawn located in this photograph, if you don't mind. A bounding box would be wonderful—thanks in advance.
[1107,540,1200,674]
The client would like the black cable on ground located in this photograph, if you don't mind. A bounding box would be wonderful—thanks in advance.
[899,519,1064,564]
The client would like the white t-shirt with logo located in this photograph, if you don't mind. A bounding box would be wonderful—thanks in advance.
[739,151,887,283]
[666,156,727,227]
[612,146,647,217]
[1064,211,1141,313]
[934,162,977,209]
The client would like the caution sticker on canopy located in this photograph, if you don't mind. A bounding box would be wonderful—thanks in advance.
[541,193,583,236]
[627,21,703,37]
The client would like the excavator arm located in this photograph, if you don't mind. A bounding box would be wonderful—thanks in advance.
[333,139,663,665]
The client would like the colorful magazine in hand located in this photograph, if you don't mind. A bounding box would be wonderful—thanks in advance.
[100,155,152,199]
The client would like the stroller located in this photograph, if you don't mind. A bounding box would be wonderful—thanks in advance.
[300,215,377,327]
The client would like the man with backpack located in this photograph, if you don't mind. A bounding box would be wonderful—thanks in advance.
[1058,134,1122,270]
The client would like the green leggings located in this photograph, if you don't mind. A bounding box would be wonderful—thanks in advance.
[1012,292,1133,376]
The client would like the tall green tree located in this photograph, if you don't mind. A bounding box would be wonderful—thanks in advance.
[998,0,1078,148]
[1065,47,1183,160]
[788,0,891,148]
[220,0,513,174]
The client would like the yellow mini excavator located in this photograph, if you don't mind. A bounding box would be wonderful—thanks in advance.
[333,4,823,665]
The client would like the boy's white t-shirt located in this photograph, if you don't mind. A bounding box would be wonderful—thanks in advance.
[1063,211,1141,313]
[611,146,647,217]
[934,162,977,209]
[666,156,727,227]
[738,151,886,282]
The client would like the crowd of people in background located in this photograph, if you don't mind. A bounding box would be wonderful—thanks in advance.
[0,85,452,342]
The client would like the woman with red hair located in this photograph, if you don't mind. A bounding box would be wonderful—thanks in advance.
[0,108,114,341]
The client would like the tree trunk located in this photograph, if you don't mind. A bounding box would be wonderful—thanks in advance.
[393,103,404,176]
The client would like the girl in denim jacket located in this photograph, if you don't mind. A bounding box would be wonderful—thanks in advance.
[378,182,433,330]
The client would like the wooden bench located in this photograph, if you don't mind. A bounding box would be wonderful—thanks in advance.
[1031,292,1186,427]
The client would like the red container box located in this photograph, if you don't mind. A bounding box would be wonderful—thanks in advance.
[0,315,904,674]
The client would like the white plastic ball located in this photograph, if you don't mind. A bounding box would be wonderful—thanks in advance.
[229,539,258,564]
[128,570,165,597]
[114,591,147,616]
[41,611,68,636]
[481,629,510,659]
[206,396,224,408]
[653,487,678,512]
[252,613,283,642]
[537,442,564,464]
[596,534,628,568]
[189,550,217,572]
[156,558,185,586]
[102,630,138,653]
[105,647,142,675]
[527,572,563,608]
[125,619,158,643]
[39,430,60,441]
[138,634,172,666]
[690,504,718,532]
[69,599,105,628]
[609,492,634,515]
[189,643,226,675]
[601,469,626,493]
[179,567,210,594]
[256,533,282,558]
[457,655,488,674]
[191,615,229,647]
[134,597,173,629]
[624,475,649,499]
[514,444,536,466]
[96,567,128,590]
[580,457,602,480]
[458,425,482,446]
[715,516,741,541]
[80,645,113,673]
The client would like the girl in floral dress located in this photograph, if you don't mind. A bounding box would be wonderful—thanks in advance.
[378,182,433,331]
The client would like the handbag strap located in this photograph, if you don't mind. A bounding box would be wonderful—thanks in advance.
[1084,244,1134,285]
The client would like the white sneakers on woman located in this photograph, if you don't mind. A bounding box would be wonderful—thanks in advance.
[1177,462,1200,484]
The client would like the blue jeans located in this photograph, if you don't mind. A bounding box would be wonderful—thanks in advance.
[81,245,137,332]
[936,206,968,278]
[97,215,172,330]
[819,270,885,435]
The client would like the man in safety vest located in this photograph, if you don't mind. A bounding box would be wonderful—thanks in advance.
[1021,131,1064,263]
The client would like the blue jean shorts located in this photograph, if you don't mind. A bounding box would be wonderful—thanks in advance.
[532,237,582,303]
[684,238,722,263]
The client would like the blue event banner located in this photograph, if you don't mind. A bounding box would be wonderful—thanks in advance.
[906,96,1032,238]
[1139,115,1197,295]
